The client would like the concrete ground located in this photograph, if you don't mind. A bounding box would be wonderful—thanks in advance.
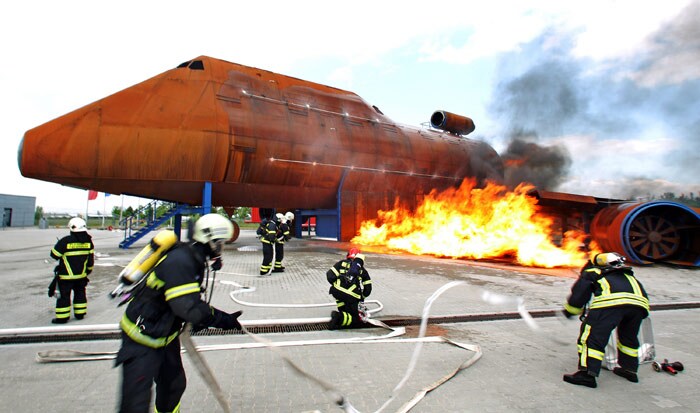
[0,226,698,412]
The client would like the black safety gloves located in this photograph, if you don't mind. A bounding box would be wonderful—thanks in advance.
[48,277,58,298]
[211,308,243,330]
[210,257,223,271]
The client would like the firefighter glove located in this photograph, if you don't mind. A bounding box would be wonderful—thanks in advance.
[210,257,223,271]
[211,308,243,330]
[48,277,58,298]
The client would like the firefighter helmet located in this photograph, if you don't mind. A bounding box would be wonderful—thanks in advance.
[68,217,87,232]
[285,212,295,221]
[192,214,233,243]
[594,252,625,268]
[347,247,361,259]
[192,214,234,257]
[276,213,286,223]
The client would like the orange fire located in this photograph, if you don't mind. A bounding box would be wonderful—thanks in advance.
[352,179,593,268]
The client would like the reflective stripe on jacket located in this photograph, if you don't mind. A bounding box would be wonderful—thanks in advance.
[50,233,94,280]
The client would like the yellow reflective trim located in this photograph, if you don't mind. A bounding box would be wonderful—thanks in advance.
[590,293,649,311]
[164,283,200,301]
[51,248,62,257]
[120,314,180,349]
[66,242,91,249]
[588,348,605,360]
[584,268,601,275]
[331,267,340,276]
[155,401,181,413]
[625,273,643,296]
[598,278,611,296]
[564,303,583,315]
[617,342,638,358]
[332,279,361,299]
[579,324,592,367]
[146,272,166,289]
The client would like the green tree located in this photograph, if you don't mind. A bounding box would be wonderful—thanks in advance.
[34,206,44,225]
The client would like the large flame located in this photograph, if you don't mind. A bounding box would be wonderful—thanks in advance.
[352,179,593,268]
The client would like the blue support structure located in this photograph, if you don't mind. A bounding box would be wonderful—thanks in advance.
[119,182,213,249]
[294,171,347,240]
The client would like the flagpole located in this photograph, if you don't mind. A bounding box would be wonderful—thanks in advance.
[119,195,124,226]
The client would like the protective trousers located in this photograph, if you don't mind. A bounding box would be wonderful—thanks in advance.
[274,242,285,270]
[55,278,88,321]
[331,299,365,329]
[260,242,274,274]
[576,305,647,376]
[116,335,186,413]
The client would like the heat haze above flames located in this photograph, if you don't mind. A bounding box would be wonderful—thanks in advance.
[352,179,595,268]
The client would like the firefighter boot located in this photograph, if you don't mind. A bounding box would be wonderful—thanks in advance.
[563,370,597,388]
[613,367,639,383]
[329,311,341,330]
[51,318,68,324]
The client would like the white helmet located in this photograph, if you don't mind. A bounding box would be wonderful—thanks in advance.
[285,212,295,221]
[68,217,87,232]
[192,214,233,244]
[594,252,625,268]
[276,213,286,223]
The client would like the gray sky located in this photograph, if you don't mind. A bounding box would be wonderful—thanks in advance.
[2,0,698,213]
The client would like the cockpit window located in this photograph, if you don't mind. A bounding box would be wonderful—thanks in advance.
[176,60,204,70]
[188,60,204,70]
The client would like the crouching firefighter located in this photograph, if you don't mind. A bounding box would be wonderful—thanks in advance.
[326,248,372,329]
[115,214,243,413]
[562,252,649,388]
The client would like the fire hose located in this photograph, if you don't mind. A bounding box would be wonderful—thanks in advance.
[32,279,576,412]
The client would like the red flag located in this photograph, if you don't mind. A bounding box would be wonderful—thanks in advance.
[88,190,98,200]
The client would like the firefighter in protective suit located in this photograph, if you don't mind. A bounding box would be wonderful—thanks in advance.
[115,214,243,413]
[258,211,278,275]
[49,217,94,324]
[272,212,293,272]
[562,252,649,388]
[326,248,372,329]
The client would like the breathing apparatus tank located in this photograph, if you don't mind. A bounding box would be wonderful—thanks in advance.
[109,230,179,298]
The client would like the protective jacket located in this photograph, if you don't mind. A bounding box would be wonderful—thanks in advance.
[258,219,278,244]
[327,255,372,303]
[276,221,291,244]
[50,232,94,280]
[564,265,649,317]
[119,243,223,348]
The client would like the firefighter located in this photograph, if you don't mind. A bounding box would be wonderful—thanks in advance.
[48,217,94,324]
[326,247,372,329]
[562,252,650,388]
[257,210,278,275]
[115,213,243,413]
[272,212,293,272]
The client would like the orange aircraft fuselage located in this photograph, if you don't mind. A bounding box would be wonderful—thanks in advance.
[18,56,504,240]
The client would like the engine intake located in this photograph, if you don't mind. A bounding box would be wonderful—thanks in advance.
[430,110,475,136]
